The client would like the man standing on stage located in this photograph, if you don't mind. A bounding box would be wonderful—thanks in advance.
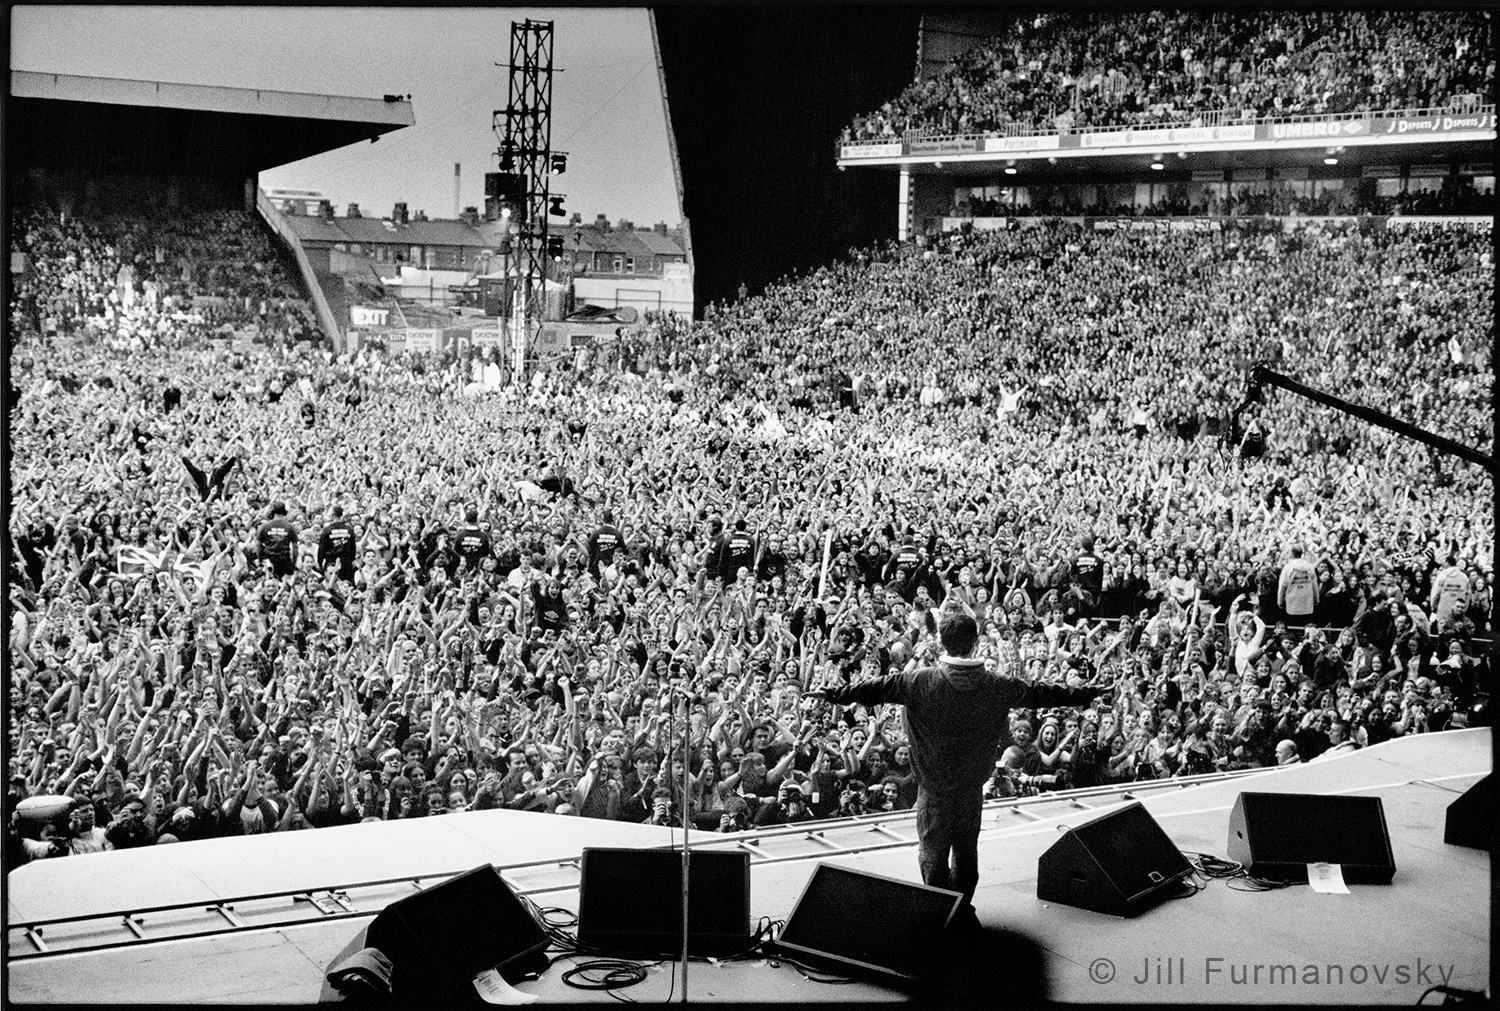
[808,606,1107,926]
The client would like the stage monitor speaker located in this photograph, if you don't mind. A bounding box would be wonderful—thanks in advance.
[1443,774,1493,851]
[1228,792,1395,883]
[774,862,963,981]
[577,847,751,957]
[365,864,549,999]
[1036,801,1194,917]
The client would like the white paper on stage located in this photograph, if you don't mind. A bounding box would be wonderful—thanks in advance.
[472,968,537,1004]
[1307,862,1349,894]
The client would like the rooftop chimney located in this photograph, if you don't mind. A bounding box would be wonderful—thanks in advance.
[654,221,668,234]
[570,211,583,226]
[413,209,428,222]
[347,203,361,218]
[393,202,409,225]
[617,218,634,232]
[594,213,609,231]
[461,206,481,226]
[319,200,335,219]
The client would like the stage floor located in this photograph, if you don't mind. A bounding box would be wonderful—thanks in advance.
[6,728,1491,1004]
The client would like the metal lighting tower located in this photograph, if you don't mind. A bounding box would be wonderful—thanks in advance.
[494,19,556,380]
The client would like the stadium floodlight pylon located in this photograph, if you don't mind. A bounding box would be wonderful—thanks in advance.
[493,19,556,381]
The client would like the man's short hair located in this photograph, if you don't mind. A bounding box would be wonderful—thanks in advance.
[631,746,657,765]
[939,610,978,657]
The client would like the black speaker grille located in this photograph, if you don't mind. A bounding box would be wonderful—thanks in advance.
[1071,802,1193,901]
[1240,794,1391,866]
[578,848,750,955]
[366,865,548,995]
[779,864,961,979]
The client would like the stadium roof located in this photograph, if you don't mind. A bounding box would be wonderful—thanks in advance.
[8,70,413,177]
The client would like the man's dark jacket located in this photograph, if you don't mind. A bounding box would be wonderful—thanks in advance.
[818,655,1100,795]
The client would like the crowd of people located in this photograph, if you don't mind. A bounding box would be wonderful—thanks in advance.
[6,191,1492,861]
[844,10,1494,141]
[8,204,317,358]
[958,176,1495,219]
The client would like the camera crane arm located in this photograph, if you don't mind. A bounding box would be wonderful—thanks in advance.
[1250,364,1496,475]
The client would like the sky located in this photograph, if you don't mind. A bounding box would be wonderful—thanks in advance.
[11,6,681,227]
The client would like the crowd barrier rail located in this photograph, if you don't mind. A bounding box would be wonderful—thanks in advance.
[5,765,1264,960]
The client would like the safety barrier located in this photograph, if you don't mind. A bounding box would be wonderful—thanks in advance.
[5,766,1262,960]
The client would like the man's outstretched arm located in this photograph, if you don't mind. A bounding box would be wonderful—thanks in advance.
[1017,680,1108,710]
[808,670,912,708]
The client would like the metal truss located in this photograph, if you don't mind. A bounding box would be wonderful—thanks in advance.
[491,19,555,376]
[6,768,1258,960]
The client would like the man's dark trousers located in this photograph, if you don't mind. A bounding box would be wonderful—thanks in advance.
[915,785,983,903]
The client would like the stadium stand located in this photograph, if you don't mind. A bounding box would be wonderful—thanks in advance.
[844,9,1495,140]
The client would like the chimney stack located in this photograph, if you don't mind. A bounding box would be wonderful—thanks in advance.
[461,206,480,226]
[393,202,409,224]
[319,200,335,219]
[453,163,461,220]
[594,213,609,231]
[347,203,361,218]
